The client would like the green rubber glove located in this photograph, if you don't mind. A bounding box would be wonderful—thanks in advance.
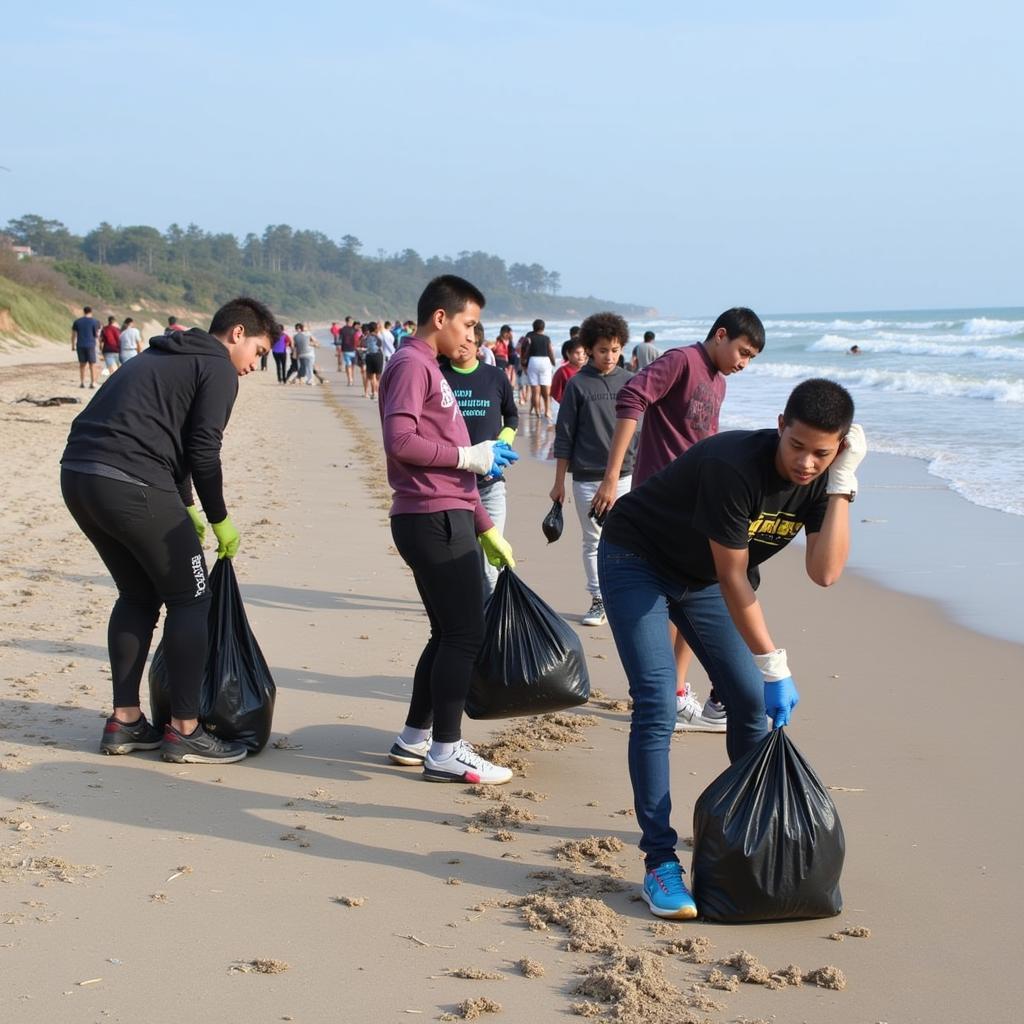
[186,505,206,544]
[211,516,240,559]
[497,426,517,446]
[478,528,516,569]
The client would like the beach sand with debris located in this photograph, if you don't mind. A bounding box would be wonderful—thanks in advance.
[0,352,1020,1023]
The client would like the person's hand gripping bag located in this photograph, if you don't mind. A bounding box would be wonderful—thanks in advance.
[149,559,277,753]
[691,727,845,922]
[541,500,564,543]
[466,568,589,719]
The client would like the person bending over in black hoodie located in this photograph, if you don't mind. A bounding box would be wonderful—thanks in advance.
[60,296,276,765]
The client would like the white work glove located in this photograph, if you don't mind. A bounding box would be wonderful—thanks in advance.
[457,440,498,476]
[826,423,867,499]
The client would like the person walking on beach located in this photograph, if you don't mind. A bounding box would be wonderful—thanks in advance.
[340,317,357,384]
[60,296,276,765]
[631,331,660,371]
[381,321,396,363]
[550,313,637,626]
[524,319,556,420]
[441,321,519,594]
[292,323,318,385]
[71,306,101,389]
[592,308,765,732]
[271,324,289,382]
[330,321,342,368]
[551,335,587,404]
[598,379,866,918]
[165,315,185,335]
[119,317,143,362]
[100,316,122,376]
[363,322,384,398]
[381,275,518,785]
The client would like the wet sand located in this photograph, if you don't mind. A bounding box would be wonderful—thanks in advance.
[0,354,1020,1023]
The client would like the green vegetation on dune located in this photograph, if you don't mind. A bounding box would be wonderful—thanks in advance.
[0,271,75,345]
[2,213,652,328]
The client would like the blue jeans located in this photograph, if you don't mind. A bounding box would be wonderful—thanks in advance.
[598,541,769,871]
[478,480,506,594]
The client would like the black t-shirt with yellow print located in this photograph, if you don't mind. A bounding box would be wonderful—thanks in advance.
[602,429,828,589]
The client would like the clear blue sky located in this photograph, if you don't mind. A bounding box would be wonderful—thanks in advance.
[1,1,1020,314]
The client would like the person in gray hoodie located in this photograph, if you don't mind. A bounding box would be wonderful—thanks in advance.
[549,312,637,626]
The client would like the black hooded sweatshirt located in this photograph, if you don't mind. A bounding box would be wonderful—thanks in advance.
[61,329,238,522]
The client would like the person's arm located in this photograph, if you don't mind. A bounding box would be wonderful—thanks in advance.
[498,374,519,436]
[550,457,569,504]
[71,325,76,350]
[590,418,639,515]
[804,496,851,587]
[184,364,238,524]
[381,364,461,468]
[709,541,776,654]
[547,340,555,365]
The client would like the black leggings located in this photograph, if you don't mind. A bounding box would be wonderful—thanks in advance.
[390,510,485,742]
[273,351,287,382]
[60,469,211,719]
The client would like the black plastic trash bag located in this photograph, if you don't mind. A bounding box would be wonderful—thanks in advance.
[691,727,844,922]
[466,568,589,719]
[541,500,564,543]
[149,559,276,753]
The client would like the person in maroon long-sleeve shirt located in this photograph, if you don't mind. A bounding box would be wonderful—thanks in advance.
[379,275,518,786]
[591,308,766,730]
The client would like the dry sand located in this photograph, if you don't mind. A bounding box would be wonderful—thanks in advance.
[0,352,1021,1023]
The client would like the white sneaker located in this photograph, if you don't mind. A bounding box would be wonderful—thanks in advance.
[388,732,432,766]
[423,740,512,785]
[581,597,606,626]
[675,685,726,733]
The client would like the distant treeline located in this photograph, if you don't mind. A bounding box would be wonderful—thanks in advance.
[1,214,649,320]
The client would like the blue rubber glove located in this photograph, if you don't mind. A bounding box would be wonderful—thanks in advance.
[763,676,800,728]
[488,439,519,478]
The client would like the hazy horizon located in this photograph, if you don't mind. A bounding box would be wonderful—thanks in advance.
[2,2,1020,314]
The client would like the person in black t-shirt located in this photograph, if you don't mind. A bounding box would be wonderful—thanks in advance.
[597,378,867,920]
[522,317,556,420]
[60,297,276,767]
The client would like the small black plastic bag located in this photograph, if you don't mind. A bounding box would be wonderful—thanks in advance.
[149,559,277,753]
[692,727,845,922]
[541,500,564,543]
[466,568,590,719]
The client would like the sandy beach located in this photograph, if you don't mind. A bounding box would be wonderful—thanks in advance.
[1,351,1021,1024]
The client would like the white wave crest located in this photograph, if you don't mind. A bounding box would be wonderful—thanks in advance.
[963,317,1024,336]
[746,361,1024,403]
[809,333,1024,361]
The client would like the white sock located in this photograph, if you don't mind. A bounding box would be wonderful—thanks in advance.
[429,740,458,761]
[399,726,431,746]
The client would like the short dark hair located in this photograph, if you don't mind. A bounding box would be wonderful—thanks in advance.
[580,312,629,350]
[532,318,545,333]
[705,307,765,352]
[209,296,277,340]
[416,274,486,327]
[83,306,92,314]
[643,330,655,342]
[782,379,854,435]
[500,324,511,335]
[107,315,116,323]
[294,323,303,331]
[561,338,584,359]
[123,317,134,325]
[168,316,178,325]
[569,325,580,338]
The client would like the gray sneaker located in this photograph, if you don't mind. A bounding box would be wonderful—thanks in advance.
[161,724,247,764]
[581,598,606,626]
[675,688,727,733]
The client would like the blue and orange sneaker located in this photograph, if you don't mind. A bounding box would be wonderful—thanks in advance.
[642,861,698,919]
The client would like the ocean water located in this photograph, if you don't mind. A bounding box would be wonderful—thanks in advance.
[506,308,1024,517]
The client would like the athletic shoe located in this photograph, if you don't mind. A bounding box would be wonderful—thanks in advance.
[160,724,247,764]
[581,598,606,626]
[702,699,728,726]
[675,686,726,733]
[100,714,163,755]
[388,733,431,766]
[423,740,512,785]
[642,861,698,920]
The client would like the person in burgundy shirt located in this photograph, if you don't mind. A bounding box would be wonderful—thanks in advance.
[100,316,122,374]
[380,275,518,786]
[591,308,766,731]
